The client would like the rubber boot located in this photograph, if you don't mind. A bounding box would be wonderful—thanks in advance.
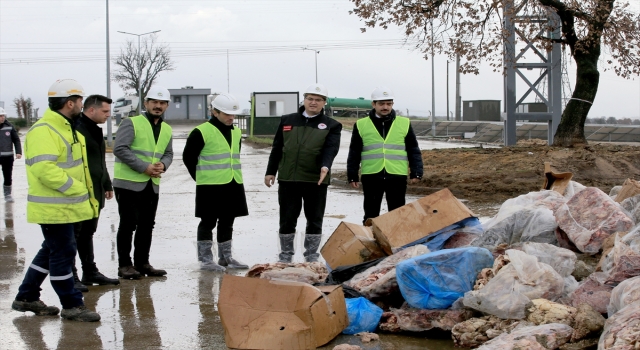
[278,233,295,263]
[4,185,13,203]
[303,234,322,263]
[72,267,89,293]
[197,241,225,272]
[217,240,249,269]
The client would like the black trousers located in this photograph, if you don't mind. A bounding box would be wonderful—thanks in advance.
[115,183,159,267]
[361,176,407,224]
[197,216,235,242]
[0,156,14,186]
[73,217,99,273]
[278,181,328,235]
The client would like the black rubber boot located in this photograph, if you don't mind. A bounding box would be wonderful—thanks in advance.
[72,267,89,292]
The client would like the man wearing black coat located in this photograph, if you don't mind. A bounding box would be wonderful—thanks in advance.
[0,107,22,202]
[72,95,119,290]
[347,87,423,224]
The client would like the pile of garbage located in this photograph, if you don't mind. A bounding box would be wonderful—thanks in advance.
[224,174,640,349]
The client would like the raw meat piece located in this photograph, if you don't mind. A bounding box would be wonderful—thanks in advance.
[601,227,640,285]
[452,316,531,348]
[598,301,640,349]
[379,307,473,333]
[568,272,613,314]
[355,332,379,343]
[345,245,429,299]
[526,299,575,326]
[246,262,328,284]
[620,194,640,224]
[477,323,573,350]
[554,187,634,254]
[570,304,605,343]
[608,275,640,317]
[443,231,479,249]
[463,250,564,320]
[332,345,362,350]
[474,254,510,291]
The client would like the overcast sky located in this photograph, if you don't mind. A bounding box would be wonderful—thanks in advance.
[1,0,639,119]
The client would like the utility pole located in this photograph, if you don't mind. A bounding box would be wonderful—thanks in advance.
[227,49,230,93]
[302,47,320,83]
[105,0,113,146]
[446,60,450,121]
[431,19,436,136]
[117,30,161,114]
[455,42,461,121]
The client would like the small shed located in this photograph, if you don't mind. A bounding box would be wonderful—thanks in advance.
[463,100,501,121]
[249,92,299,136]
[165,87,211,121]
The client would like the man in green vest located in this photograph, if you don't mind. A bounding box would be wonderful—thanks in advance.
[183,93,249,271]
[12,79,101,322]
[347,86,423,224]
[113,86,173,279]
[265,83,342,263]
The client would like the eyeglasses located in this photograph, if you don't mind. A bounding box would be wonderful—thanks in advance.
[305,97,325,103]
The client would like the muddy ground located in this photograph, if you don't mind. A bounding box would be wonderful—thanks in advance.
[333,139,640,210]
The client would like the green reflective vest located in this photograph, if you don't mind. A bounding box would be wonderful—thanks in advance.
[194,123,243,185]
[113,115,172,186]
[357,116,410,175]
[25,109,99,224]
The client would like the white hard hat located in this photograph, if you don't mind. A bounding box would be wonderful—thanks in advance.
[48,79,85,98]
[212,93,242,115]
[371,87,394,101]
[304,83,328,99]
[145,86,171,101]
[0,107,5,115]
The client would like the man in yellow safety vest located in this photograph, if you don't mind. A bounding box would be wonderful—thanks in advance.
[112,86,173,279]
[347,86,423,224]
[12,79,101,322]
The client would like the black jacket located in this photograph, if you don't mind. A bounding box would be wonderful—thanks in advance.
[346,109,423,182]
[183,117,248,218]
[76,114,113,209]
[265,106,342,183]
[0,121,22,157]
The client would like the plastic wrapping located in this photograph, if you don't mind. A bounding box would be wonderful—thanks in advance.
[477,323,573,350]
[396,247,494,309]
[472,207,558,250]
[405,217,482,252]
[481,190,566,232]
[568,272,612,314]
[342,297,383,335]
[609,185,622,199]
[554,187,634,254]
[607,275,640,317]
[325,258,385,284]
[598,301,640,349]
[521,242,577,277]
[345,245,429,299]
[601,226,640,285]
[463,250,564,320]
[620,194,640,224]
[278,233,296,263]
[563,181,586,200]
[196,240,225,272]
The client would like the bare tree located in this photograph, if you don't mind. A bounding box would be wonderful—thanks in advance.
[348,0,640,146]
[12,94,33,119]
[112,35,175,108]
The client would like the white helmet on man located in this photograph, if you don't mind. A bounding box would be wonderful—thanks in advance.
[145,86,171,101]
[48,79,85,98]
[304,83,328,99]
[0,107,5,116]
[371,86,394,101]
[211,93,242,115]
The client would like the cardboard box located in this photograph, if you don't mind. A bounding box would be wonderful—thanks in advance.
[370,188,475,254]
[321,222,387,269]
[542,162,573,195]
[615,178,640,203]
[218,275,348,350]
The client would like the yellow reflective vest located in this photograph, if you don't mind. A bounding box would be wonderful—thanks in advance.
[357,116,410,175]
[194,122,243,185]
[113,115,172,186]
[25,109,98,224]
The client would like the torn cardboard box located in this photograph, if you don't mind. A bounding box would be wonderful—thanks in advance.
[218,275,348,350]
[370,188,475,254]
[615,178,640,203]
[321,222,387,270]
[542,162,573,195]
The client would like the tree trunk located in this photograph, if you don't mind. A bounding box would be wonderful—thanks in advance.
[552,50,600,147]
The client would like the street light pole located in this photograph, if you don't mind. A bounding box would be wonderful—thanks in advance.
[117,29,161,114]
[302,47,320,83]
[431,19,436,137]
[105,0,113,146]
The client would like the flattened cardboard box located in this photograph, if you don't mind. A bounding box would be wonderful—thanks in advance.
[321,222,387,269]
[371,188,475,254]
[218,275,348,350]
[542,162,573,196]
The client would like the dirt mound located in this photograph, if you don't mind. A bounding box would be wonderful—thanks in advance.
[333,143,640,207]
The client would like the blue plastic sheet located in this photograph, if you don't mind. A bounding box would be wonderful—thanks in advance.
[397,247,493,309]
[398,217,483,252]
[343,297,384,334]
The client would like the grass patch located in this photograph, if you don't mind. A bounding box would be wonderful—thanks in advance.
[245,136,274,148]
[333,117,359,131]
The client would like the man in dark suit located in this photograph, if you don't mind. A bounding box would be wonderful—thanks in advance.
[73,95,119,291]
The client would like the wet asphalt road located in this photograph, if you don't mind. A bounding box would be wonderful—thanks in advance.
[0,126,480,349]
